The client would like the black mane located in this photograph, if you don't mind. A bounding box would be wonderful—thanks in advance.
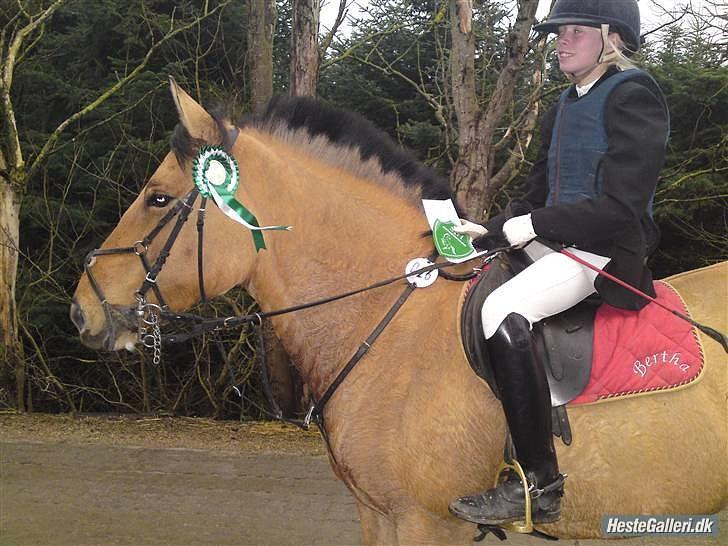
[248,96,452,201]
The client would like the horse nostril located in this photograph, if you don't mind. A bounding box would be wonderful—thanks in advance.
[69,300,86,332]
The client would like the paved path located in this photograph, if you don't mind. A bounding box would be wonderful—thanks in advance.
[2,440,724,545]
[2,441,360,545]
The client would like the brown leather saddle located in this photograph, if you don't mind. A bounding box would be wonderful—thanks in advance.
[461,250,600,445]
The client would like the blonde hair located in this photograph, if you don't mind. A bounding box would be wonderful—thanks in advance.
[602,25,638,71]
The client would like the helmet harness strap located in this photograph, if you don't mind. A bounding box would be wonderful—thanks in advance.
[598,23,619,64]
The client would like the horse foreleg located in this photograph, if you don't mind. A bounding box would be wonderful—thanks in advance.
[356,501,396,546]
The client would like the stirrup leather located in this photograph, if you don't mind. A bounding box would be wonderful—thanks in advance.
[492,460,566,534]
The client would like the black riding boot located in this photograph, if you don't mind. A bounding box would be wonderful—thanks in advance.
[449,313,565,525]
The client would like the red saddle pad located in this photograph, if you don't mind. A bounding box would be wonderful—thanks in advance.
[570,281,704,405]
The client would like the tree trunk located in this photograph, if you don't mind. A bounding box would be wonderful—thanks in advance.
[274,0,322,415]
[261,319,304,417]
[449,0,540,220]
[248,0,277,115]
[247,0,304,415]
[0,162,24,411]
[290,0,320,96]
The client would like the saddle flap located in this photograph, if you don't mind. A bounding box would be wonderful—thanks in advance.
[460,257,515,398]
[536,302,598,407]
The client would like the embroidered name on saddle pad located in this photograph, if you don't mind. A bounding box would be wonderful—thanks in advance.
[570,281,704,405]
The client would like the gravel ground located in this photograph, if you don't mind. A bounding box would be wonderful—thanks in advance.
[1,413,724,545]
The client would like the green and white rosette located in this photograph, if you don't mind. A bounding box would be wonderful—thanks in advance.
[192,145,290,251]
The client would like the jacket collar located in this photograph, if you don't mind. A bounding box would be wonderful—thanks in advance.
[567,65,621,99]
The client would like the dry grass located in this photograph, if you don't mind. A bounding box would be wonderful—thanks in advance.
[0,412,327,456]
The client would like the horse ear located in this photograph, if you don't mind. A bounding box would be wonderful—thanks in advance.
[168,76,219,142]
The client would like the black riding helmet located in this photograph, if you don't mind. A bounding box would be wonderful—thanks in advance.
[533,0,641,52]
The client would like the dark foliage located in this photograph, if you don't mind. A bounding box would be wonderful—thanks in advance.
[3,0,724,416]
[7,0,266,417]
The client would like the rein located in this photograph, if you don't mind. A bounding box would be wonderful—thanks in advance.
[159,247,505,431]
[83,160,506,433]
[157,252,493,342]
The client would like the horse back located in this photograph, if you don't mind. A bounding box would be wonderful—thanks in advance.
[662,261,728,387]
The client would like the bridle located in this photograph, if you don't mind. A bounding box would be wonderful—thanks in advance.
[83,187,202,363]
[84,127,243,361]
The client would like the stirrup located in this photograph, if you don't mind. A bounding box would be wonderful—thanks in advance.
[492,459,533,533]
[491,460,566,534]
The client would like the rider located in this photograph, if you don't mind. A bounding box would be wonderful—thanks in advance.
[449,0,669,526]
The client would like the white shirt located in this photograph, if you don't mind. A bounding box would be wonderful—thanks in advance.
[576,80,598,97]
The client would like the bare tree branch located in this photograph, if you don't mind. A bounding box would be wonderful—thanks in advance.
[25,0,233,183]
[319,0,348,55]
[1,0,65,188]
[450,0,541,218]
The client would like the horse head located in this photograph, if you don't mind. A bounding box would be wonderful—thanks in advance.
[70,79,258,350]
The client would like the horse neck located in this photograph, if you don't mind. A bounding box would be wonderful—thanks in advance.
[236,129,435,397]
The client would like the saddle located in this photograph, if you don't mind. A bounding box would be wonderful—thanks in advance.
[461,250,598,445]
[461,251,707,447]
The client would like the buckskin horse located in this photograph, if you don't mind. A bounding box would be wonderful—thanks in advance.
[70,80,727,544]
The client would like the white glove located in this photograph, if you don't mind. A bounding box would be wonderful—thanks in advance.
[452,219,488,238]
[502,213,536,247]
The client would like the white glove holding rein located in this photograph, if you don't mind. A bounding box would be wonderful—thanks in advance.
[452,219,488,238]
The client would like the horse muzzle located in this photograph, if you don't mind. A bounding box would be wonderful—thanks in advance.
[70,298,138,351]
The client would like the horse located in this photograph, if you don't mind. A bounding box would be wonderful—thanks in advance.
[70,80,727,544]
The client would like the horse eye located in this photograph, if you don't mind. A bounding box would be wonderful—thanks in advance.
[146,193,172,208]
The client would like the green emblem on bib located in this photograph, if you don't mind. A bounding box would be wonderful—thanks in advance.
[433,219,475,260]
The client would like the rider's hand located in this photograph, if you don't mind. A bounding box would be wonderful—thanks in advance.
[502,214,536,248]
[472,231,508,251]
[452,219,488,238]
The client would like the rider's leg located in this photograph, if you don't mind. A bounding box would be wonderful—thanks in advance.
[449,246,609,525]
[450,312,564,525]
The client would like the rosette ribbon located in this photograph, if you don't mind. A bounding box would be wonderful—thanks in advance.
[192,145,291,251]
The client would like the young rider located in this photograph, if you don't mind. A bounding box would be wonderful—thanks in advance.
[448,0,669,526]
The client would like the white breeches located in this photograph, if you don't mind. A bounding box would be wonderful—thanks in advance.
[481,241,611,339]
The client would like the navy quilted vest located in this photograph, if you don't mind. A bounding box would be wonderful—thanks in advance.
[546,69,662,215]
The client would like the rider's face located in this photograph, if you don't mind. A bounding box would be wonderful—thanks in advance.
[557,25,605,84]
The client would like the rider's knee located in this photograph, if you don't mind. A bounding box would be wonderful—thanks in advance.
[482,290,532,343]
